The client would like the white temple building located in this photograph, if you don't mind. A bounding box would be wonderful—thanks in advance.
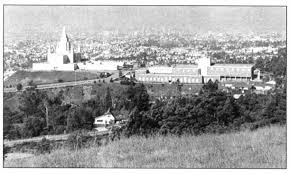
[32,27,78,71]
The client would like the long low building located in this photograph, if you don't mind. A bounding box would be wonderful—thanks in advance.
[207,64,253,81]
[135,57,255,84]
[136,73,203,83]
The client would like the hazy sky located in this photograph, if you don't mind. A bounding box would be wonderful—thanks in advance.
[4,6,286,40]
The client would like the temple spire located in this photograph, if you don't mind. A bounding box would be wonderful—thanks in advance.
[48,45,51,54]
[61,26,68,42]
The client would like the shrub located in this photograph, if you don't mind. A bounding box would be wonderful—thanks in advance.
[109,125,126,141]
[36,137,51,155]
[66,130,92,151]
[23,116,46,138]
[8,125,23,140]
[58,79,64,83]
[3,145,10,161]
[28,80,34,86]
[55,125,66,135]
[16,83,23,91]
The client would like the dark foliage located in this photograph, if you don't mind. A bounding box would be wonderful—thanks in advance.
[201,79,219,93]
[3,145,11,161]
[124,83,286,137]
[23,116,46,137]
[66,105,96,132]
[105,87,112,110]
[35,137,51,155]
[66,130,92,150]
[16,83,23,91]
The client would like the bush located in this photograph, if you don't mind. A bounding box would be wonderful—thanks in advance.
[66,130,92,151]
[7,125,23,140]
[36,137,51,155]
[23,116,46,138]
[28,80,34,86]
[16,83,23,91]
[3,145,10,161]
[109,125,126,141]
[55,125,66,135]
[58,79,64,83]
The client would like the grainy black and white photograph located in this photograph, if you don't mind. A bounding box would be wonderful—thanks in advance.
[2,3,287,169]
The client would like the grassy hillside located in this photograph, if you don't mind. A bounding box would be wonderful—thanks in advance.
[4,70,100,87]
[4,125,286,168]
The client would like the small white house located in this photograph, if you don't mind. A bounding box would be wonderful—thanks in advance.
[94,109,115,128]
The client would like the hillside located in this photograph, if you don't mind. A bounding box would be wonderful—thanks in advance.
[4,70,100,87]
[4,125,286,168]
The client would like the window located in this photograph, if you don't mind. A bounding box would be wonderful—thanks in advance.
[97,120,103,122]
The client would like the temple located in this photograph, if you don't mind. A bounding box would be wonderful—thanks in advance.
[32,27,78,71]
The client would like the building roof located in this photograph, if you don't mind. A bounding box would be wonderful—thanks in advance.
[104,108,112,115]
[173,64,198,68]
[212,64,254,68]
[95,109,115,119]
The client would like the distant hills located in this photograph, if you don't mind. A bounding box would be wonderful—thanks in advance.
[4,6,286,41]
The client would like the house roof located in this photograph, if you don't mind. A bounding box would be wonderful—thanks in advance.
[104,108,112,115]
[95,108,115,119]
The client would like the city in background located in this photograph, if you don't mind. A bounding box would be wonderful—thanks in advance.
[3,6,287,168]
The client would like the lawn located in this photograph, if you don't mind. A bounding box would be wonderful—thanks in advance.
[4,125,286,168]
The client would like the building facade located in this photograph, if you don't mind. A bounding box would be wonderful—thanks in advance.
[135,56,255,84]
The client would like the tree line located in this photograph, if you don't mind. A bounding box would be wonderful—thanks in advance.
[122,81,286,137]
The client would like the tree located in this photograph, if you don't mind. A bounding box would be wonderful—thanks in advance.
[66,106,95,132]
[3,107,13,139]
[125,107,158,136]
[202,79,218,93]
[176,79,182,95]
[134,84,150,111]
[28,80,35,86]
[66,108,82,132]
[217,97,240,128]
[19,89,46,119]
[23,115,46,137]
[16,83,23,91]
[104,87,112,111]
